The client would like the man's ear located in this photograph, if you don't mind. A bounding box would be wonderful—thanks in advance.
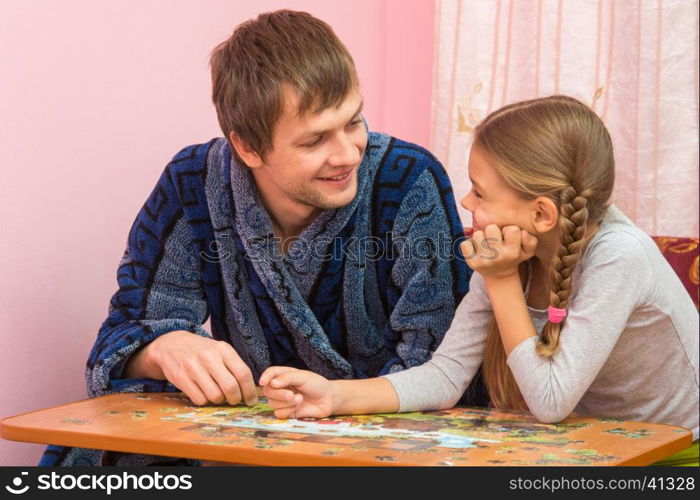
[531,196,559,233]
[229,132,263,168]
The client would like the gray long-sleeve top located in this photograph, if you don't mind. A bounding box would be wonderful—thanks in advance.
[383,205,699,440]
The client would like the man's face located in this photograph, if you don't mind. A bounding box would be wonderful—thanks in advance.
[250,86,367,213]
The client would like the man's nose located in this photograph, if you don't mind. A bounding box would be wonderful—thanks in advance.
[328,133,361,166]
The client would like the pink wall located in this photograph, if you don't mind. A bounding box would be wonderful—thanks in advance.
[0,0,435,465]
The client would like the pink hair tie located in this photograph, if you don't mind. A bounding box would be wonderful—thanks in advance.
[547,306,567,324]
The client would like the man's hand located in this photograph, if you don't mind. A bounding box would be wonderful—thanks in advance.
[461,224,538,280]
[259,366,335,419]
[125,330,258,406]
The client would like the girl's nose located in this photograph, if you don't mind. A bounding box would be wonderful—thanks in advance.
[461,191,475,211]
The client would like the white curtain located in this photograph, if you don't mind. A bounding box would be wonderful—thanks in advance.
[432,0,699,237]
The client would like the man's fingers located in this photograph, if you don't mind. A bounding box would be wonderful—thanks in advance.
[197,348,242,404]
[190,365,227,405]
[221,346,258,405]
[169,373,209,407]
[208,363,244,406]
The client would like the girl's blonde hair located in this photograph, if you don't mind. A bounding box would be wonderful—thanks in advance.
[473,95,615,410]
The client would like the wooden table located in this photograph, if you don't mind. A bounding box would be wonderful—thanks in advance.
[1,392,692,466]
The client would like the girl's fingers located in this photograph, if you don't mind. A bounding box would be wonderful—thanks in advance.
[267,395,302,411]
[259,366,297,387]
[484,224,503,244]
[460,239,476,260]
[471,229,485,249]
[273,405,301,419]
[521,230,538,258]
[267,369,314,390]
[502,225,522,250]
[262,386,297,403]
[469,230,485,261]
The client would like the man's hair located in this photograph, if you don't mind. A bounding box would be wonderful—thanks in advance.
[210,10,359,165]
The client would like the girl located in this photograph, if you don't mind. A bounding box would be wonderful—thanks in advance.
[260,95,699,464]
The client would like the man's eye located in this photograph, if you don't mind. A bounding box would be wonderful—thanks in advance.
[474,190,483,199]
[303,136,323,148]
[348,118,362,127]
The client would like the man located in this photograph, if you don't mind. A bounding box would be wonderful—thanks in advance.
[40,9,484,466]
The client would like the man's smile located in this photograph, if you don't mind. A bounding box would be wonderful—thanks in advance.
[317,166,355,184]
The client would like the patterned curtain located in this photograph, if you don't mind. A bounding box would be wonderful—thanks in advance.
[432,0,699,237]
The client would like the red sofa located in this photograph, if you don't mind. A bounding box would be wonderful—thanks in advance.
[651,236,699,310]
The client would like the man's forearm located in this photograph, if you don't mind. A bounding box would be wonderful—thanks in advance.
[123,341,165,380]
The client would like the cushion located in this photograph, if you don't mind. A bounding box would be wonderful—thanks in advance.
[651,236,699,310]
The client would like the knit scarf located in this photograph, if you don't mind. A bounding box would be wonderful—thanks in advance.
[205,133,393,379]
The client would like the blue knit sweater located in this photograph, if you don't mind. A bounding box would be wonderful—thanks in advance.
[40,132,480,466]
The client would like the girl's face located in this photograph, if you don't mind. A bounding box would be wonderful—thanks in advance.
[461,146,535,232]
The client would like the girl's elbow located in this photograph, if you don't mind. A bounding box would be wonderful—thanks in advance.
[532,411,566,424]
[529,403,573,424]
[441,396,461,410]
[435,387,465,410]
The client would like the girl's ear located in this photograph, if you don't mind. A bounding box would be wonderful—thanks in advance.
[229,132,263,168]
[531,197,559,233]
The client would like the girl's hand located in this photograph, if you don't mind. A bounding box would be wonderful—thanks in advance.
[461,224,538,279]
[259,366,335,419]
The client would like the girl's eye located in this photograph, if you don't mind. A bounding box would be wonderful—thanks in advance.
[473,190,483,199]
[348,119,362,128]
